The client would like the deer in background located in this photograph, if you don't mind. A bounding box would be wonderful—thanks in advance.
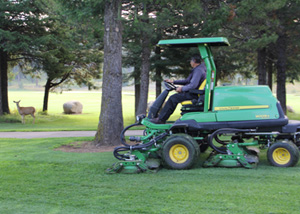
[13,100,36,124]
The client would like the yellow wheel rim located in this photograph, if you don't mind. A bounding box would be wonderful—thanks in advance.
[272,148,291,165]
[169,144,189,164]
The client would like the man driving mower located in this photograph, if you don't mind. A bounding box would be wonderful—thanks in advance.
[150,55,206,124]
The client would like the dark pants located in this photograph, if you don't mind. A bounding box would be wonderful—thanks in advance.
[159,92,198,122]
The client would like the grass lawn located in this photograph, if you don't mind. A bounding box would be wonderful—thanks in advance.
[1,90,134,131]
[0,137,300,213]
[0,90,181,131]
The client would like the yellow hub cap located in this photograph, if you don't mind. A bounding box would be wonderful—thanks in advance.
[169,144,189,163]
[273,148,291,165]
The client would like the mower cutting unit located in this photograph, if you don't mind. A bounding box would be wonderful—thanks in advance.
[106,37,300,174]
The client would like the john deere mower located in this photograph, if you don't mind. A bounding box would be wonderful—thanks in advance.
[106,37,300,174]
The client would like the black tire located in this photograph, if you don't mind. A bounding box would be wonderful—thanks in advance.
[267,140,299,167]
[162,134,200,170]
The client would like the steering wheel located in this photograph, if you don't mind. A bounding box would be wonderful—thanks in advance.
[163,81,177,91]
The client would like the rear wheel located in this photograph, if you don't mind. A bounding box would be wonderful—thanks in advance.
[162,134,200,169]
[267,141,299,167]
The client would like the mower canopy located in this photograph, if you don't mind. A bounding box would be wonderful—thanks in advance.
[158,37,230,47]
[158,37,226,113]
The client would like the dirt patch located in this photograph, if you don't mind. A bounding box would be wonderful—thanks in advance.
[55,141,121,153]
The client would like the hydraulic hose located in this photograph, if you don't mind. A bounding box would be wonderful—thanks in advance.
[120,122,141,147]
[114,132,168,160]
[214,134,230,145]
[208,128,253,154]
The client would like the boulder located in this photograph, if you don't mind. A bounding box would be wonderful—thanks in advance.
[63,101,83,114]
[287,105,295,113]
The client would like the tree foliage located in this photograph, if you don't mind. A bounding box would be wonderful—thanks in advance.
[122,1,209,115]
[0,0,103,113]
[213,0,300,112]
[38,0,103,112]
[0,0,54,115]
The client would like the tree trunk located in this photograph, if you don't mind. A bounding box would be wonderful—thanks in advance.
[155,71,162,98]
[134,71,140,115]
[0,49,10,115]
[257,48,267,85]
[95,0,123,146]
[155,46,162,98]
[276,34,287,114]
[43,78,51,112]
[135,35,150,116]
[0,50,4,115]
[267,58,273,91]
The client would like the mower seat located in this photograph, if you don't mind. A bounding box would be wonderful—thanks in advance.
[181,79,206,114]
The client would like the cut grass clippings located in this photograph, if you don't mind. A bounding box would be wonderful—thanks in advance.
[0,137,300,213]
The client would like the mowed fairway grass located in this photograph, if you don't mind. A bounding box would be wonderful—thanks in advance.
[1,90,171,131]
[2,90,136,131]
[1,90,300,213]
[0,137,300,214]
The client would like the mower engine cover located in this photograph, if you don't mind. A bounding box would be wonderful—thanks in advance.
[213,85,280,122]
[176,85,288,131]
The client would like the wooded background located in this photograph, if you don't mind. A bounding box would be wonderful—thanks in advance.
[1,0,300,145]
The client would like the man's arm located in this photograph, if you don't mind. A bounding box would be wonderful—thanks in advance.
[181,67,205,92]
[173,73,192,86]
[165,79,187,85]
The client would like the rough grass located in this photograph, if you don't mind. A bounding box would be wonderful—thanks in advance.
[0,137,300,213]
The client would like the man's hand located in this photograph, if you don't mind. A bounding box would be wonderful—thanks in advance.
[176,87,182,93]
[165,79,174,83]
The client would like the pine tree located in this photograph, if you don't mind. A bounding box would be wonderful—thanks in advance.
[205,0,300,113]
[38,1,103,112]
[0,0,53,115]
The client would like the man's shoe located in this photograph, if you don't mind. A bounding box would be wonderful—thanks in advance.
[150,117,165,124]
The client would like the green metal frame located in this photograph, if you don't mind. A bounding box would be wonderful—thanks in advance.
[158,37,229,113]
[203,141,259,169]
[198,44,217,112]
[106,147,162,174]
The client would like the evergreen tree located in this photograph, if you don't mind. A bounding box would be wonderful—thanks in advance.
[222,0,300,113]
[0,0,53,115]
[38,0,103,112]
[274,0,300,113]
[202,0,300,112]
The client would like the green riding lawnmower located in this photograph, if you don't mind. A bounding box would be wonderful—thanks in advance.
[107,37,300,174]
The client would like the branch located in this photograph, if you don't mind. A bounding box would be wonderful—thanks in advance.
[49,72,71,88]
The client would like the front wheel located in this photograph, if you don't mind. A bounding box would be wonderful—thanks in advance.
[267,141,299,167]
[162,134,200,170]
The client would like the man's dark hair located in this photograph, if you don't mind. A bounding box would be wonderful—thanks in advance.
[191,55,202,63]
